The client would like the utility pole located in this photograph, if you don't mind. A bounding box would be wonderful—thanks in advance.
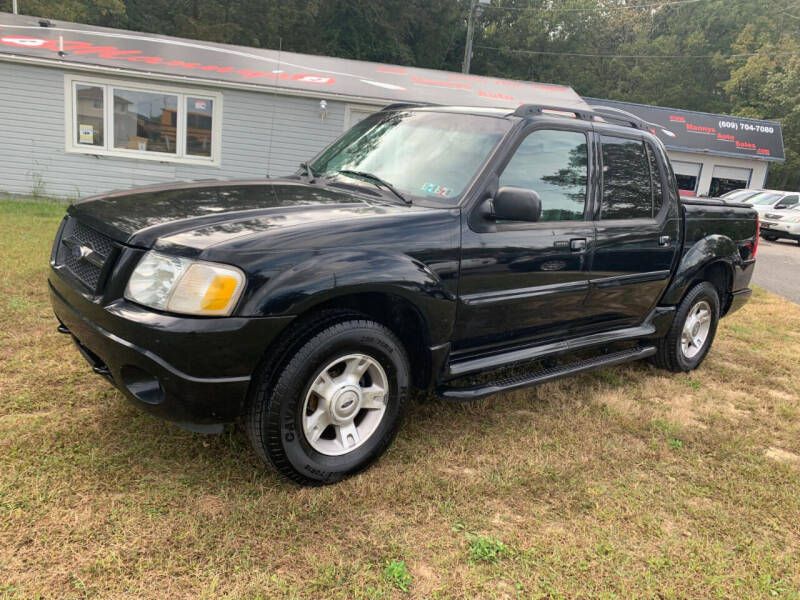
[462,0,489,74]
[12,0,18,14]
[462,0,478,74]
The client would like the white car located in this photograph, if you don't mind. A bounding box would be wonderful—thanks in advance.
[760,206,800,245]
[744,190,800,216]
[720,188,763,203]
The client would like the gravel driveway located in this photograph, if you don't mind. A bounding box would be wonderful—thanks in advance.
[752,238,800,304]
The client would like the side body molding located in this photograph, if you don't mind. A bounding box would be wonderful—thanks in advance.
[659,234,737,306]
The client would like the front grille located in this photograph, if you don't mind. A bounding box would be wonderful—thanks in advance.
[54,218,118,294]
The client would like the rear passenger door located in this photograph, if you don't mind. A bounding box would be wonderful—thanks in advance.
[585,133,680,328]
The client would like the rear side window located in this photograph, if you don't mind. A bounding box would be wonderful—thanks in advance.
[600,136,652,219]
[499,129,588,221]
[646,143,663,217]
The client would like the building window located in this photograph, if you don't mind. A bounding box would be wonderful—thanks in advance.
[75,84,104,147]
[344,104,379,130]
[671,160,702,196]
[709,165,751,198]
[675,173,698,194]
[66,76,221,165]
[186,97,214,157]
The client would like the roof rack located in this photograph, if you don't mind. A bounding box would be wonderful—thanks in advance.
[381,102,654,133]
[512,104,594,121]
[587,105,650,130]
[511,103,652,132]
[381,102,437,112]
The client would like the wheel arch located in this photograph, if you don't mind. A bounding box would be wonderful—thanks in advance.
[301,290,433,389]
[661,235,737,313]
[242,249,458,391]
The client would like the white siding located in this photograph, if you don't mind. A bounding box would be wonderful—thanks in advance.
[0,61,349,199]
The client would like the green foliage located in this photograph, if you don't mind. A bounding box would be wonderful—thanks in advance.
[382,559,411,592]
[466,533,511,564]
[5,0,799,189]
[725,31,800,190]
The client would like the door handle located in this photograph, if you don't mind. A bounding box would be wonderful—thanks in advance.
[570,238,587,251]
[659,235,671,246]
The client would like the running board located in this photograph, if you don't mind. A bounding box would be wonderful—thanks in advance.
[438,345,656,401]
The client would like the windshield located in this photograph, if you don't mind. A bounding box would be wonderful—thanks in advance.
[311,111,511,202]
[722,189,759,202]
[746,192,783,205]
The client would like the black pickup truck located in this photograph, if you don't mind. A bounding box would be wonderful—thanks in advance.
[49,103,758,484]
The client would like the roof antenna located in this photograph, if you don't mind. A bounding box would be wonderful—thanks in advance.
[265,37,281,179]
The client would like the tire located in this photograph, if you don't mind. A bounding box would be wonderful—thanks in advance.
[653,281,720,373]
[246,317,410,485]
[761,234,778,241]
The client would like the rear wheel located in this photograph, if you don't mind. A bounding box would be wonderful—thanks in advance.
[246,317,409,485]
[653,282,720,372]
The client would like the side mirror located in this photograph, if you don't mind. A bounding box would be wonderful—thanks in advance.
[491,186,542,222]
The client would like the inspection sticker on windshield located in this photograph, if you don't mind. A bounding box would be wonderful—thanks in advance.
[421,183,452,197]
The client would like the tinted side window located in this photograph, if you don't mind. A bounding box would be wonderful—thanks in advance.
[646,143,663,217]
[499,129,588,221]
[776,195,799,209]
[601,136,652,219]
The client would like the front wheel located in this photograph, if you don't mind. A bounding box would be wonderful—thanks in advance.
[653,282,720,372]
[246,317,410,485]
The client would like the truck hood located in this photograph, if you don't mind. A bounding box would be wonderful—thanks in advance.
[68,179,425,249]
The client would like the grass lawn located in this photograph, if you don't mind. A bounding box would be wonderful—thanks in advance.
[1,198,799,599]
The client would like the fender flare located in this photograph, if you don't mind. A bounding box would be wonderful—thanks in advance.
[660,234,737,306]
[239,249,458,345]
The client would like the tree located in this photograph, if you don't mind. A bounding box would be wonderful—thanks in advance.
[724,27,800,190]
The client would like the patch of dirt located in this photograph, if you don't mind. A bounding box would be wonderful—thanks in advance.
[410,561,440,596]
[766,389,798,402]
[719,401,750,420]
[439,466,479,478]
[668,394,709,430]
[765,447,800,464]
[196,495,226,517]
[495,579,517,600]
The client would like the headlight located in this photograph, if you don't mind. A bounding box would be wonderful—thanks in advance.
[125,251,245,316]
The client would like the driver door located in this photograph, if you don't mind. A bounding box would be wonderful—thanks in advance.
[453,125,598,355]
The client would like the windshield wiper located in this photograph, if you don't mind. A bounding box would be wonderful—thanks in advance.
[337,169,411,205]
[299,162,317,183]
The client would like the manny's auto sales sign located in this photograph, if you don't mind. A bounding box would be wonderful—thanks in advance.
[588,97,784,161]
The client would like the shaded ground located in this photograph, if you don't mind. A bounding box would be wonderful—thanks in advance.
[1,199,799,599]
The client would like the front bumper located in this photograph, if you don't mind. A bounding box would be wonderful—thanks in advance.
[49,271,293,428]
[760,221,800,241]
